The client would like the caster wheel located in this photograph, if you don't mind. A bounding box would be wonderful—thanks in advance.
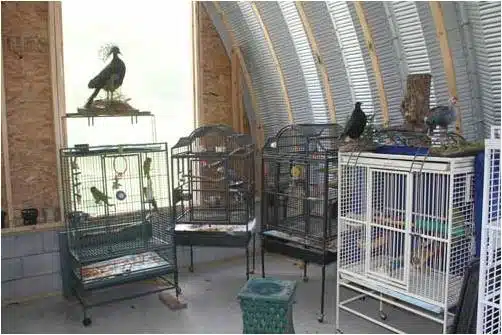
[336,329,344,334]
[188,266,194,273]
[317,315,324,323]
[303,277,309,283]
[379,311,387,321]
[83,318,92,327]
[176,287,182,295]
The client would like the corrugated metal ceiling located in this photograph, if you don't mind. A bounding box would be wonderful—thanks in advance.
[204,1,501,142]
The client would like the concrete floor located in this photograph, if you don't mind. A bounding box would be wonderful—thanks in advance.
[2,254,442,334]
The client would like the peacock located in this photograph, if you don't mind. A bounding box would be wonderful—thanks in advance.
[85,45,126,108]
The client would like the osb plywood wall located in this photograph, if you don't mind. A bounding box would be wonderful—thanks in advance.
[2,1,59,225]
[197,3,232,127]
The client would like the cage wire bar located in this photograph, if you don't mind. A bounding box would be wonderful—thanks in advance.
[171,124,256,279]
[60,143,179,326]
[336,151,476,334]
[260,123,344,323]
[477,126,501,334]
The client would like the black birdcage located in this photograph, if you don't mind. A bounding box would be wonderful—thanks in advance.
[171,125,256,279]
[60,143,179,326]
[260,123,344,323]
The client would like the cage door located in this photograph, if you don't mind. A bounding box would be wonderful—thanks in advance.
[365,169,411,289]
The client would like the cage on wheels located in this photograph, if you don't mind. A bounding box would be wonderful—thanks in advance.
[171,124,256,279]
[60,143,179,326]
[336,150,477,334]
[260,123,344,322]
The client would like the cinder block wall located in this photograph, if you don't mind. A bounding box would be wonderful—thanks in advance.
[1,231,62,302]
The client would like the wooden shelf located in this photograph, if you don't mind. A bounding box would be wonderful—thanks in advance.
[64,110,152,118]
[1,221,64,235]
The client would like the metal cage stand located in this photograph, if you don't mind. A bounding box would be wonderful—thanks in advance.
[171,125,257,279]
[59,110,179,327]
[335,150,477,334]
[260,124,343,323]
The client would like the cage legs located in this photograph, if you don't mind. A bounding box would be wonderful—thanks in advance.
[318,264,326,323]
[250,233,256,274]
[378,293,387,320]
[188,245,194,272]
[303,262,309,282]
[246,242,250,280]
[261,239,266,278]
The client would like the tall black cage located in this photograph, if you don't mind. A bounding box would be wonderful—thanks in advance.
[171,125,256,279]
[260,123,343,322]
[60,143,179,326]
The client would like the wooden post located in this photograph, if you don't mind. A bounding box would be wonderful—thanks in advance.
[429,1,463,134]
[1,38,14,228]
[49,1,67,224]
[400,73,432,131]
[231,48,242,133]
[251,2,293,124]
[354,1,390,128]
[295,1,336,123]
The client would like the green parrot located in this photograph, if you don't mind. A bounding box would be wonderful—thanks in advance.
[143,157,152,180]
[90,186,113,206]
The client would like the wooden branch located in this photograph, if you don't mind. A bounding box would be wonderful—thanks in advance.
[212,1,265,148]
[429,1,463,134]
[251,2,293,124]
[295,1,337,123]
[1,37,14,228]
[354,1,390,128]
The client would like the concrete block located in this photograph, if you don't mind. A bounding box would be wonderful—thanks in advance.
[1,233,44,259]
[1,258,23,282]
[22,253,56,277]
[42,231,60,252]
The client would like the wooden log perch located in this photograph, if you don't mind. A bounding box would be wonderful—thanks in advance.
[399,73,432,132]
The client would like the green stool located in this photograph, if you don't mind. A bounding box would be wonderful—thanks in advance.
[237,277,297,334]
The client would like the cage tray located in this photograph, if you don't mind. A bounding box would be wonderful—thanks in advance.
[176,208,249,224]
[77,251,171,286]
[340,254,464,312]
[175,219,256,247]
[261,233,337,266]
[271,215,337,241]
[70,237,169,264]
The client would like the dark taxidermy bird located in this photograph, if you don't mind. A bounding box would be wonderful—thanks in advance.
[424,96,457,134]
[340,102,367,140]
[85,45,126,108]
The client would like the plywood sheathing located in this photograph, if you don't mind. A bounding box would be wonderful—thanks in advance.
[2,2,59,224]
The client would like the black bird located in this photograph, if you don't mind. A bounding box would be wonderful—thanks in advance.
[85,46,126,108]
[340,102,367,140]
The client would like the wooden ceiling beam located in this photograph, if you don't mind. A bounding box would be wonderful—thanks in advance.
[296,1,337,123]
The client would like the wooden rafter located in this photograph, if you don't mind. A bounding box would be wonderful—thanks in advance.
[295,1,336,123]
[251,2,294,124]
[354,1,390,127]
[231,48,243,132]
[212,1,265,148]
[429,1,463,134]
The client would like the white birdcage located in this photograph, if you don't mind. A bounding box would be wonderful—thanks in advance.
[336,151,476,334]
[477,126,501,335]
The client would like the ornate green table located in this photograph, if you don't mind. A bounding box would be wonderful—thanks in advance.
[237,277,297,334]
